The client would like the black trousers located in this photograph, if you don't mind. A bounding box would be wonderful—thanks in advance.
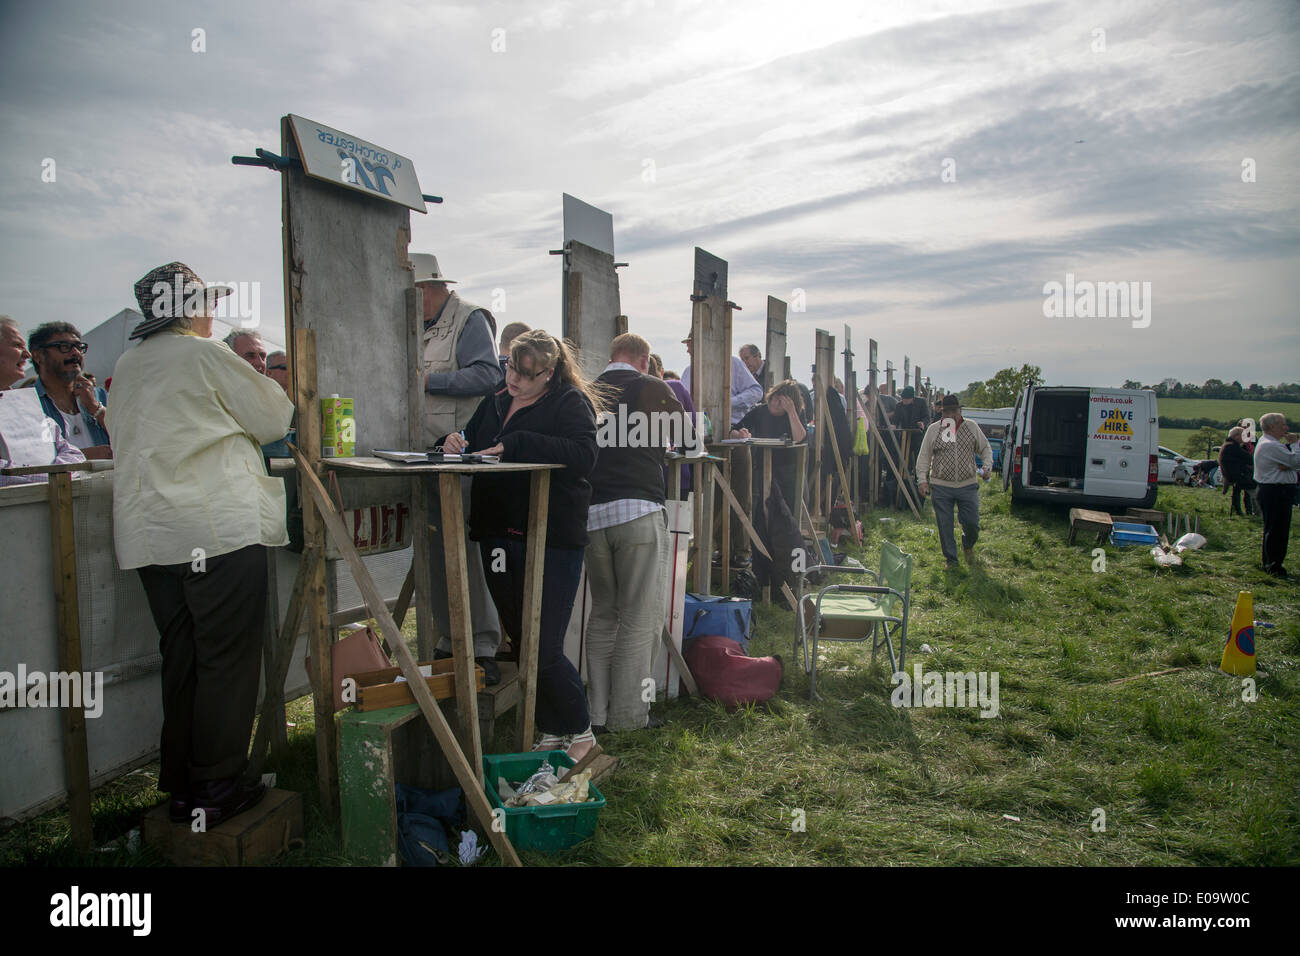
[137,545,268,794]
[1256,483,1295,572]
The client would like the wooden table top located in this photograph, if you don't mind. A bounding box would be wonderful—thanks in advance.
[320,456,563,476]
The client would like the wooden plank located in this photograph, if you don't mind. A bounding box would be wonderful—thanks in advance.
[439,471,482,773]
[290,443,522,865]
[293,327,337,821]
[813,329,834,520]
[761,446,773,603]
[868,339,878,511]
[817,388,860,546]
[356,668,482,712]
[261,550,288,753]
[765,296,787,394]
[2,461,94,476]
[719,450,731,587]
[515,469,550,750]
[48,471,92,852]
[391,561,416,629]
[565,271,583,355]
[410,476,437,659]
[868,408,922,519]
[711,466,772,562]
[250,546,321,775]
[661,625,699,697]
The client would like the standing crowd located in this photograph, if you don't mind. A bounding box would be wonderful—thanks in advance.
[3,263,1299,828]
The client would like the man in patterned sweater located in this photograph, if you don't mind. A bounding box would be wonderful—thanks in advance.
[916,394,994,567]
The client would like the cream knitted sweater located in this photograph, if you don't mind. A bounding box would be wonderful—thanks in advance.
[915,418,993,488]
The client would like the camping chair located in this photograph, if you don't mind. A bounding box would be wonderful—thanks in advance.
[794,540,913,699]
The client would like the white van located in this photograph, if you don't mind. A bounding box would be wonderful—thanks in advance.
[1001,386,1158,509]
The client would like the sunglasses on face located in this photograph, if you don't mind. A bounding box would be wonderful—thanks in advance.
[45,341,89,354]
[268,364,288,371]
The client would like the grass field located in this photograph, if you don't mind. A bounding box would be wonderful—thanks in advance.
[4,484,1298,867]
[1158,428,1200,455]
[1158,398,1299,425]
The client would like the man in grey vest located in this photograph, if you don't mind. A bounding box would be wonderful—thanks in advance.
[413,253,506,683]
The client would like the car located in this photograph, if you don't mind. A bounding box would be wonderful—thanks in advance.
[1157,445,1196,484]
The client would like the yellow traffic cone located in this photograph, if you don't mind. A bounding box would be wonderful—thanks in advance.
[1220,591,1255,676]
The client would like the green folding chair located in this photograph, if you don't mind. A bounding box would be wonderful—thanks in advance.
[795,540,913,699]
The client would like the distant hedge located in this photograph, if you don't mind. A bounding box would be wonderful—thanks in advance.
[1160,416,1300,430]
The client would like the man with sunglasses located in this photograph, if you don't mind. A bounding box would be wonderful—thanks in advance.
[266,350,291,393]
[28,322,112,460]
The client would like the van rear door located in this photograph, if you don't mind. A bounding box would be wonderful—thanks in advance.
[1002,387,1027,492]
[1083,389,1150,499]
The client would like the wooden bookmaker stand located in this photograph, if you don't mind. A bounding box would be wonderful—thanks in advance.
[250,114,543,865]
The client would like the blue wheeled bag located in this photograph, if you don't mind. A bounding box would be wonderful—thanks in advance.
[683,593,754,652]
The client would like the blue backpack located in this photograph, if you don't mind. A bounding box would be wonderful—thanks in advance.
[683,594,754,652]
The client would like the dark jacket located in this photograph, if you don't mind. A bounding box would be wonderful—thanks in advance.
[453,381,598,549]
[589,368,683,506]
[1219,440,1255,487]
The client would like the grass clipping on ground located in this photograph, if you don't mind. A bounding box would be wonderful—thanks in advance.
[4,484,1297,866]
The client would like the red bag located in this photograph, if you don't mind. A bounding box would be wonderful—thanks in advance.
[683,636,783,711]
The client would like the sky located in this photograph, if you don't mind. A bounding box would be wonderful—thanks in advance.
[2,0,1297,394]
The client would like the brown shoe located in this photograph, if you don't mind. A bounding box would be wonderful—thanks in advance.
[963,547,976,563]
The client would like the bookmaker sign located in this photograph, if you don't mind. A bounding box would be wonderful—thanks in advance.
[288,113,426,213]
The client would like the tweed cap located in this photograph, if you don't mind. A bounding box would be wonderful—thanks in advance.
[900,386,915,398]
[130,262,232,340]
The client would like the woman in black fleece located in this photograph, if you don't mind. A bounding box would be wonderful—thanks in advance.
[441,330,610,760]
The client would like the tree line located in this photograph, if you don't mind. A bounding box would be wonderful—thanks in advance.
[1121,378,1300,403]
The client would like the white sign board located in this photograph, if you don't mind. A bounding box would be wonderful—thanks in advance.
[563,193,615,257]
[288,113,426,213]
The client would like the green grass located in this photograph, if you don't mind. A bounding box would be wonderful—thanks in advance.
[1157,428,1198,452]
[1159,397,1297,425]
[4,484,1298,867]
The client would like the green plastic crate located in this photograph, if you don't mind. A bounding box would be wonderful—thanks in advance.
[482,750,606,853]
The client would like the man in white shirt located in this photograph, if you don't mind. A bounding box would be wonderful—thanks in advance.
[1254,412,1300,577]
[111,262,295,827]
[0,316,86,485]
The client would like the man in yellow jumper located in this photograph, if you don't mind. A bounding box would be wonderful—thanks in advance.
[916,394,993,568]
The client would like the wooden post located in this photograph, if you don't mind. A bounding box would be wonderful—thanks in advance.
[407,286,439,661]
[868,339,879,512]
[250,545,321,777]
[515,470,551,749]
[438,472,482,772]
[289,447,522,866]
[719,450,731,587]
[765,296,787,394]
[48,471,92,852]
[761,448,772,603]
[565,272,583,355]
[293,327,336,821]
[817,389,860,545]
